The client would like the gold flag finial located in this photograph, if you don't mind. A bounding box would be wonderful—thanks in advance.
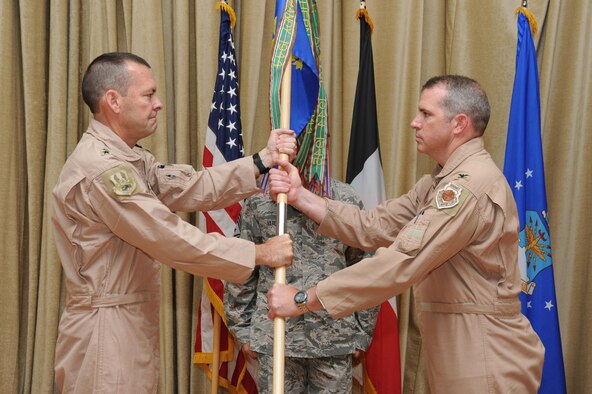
[216,0,236,29]
[515,1,537,36]
[356,1,374,33]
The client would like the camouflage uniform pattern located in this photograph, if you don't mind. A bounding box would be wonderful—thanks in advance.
[257,353,351,394]
[224,179,379,392]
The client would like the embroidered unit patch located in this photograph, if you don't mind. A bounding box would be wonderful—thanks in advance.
[435,182,462,209]
[109,169,137,196]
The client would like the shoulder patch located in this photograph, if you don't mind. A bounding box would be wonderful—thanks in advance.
[103,165,138,198]
[435,182,463,209]
[431,182,469,216]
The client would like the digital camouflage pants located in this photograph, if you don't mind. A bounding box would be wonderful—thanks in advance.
[256,353,352,394]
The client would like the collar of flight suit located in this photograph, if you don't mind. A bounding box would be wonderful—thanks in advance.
[432,137,485,182]
[86,118,144,162]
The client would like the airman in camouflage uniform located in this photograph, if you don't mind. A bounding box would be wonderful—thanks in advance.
[224,178,379,394]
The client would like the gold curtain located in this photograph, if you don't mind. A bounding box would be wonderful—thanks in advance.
[1,1,590,393]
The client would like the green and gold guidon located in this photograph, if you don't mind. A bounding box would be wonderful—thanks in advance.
[270,0,330,196]
[270,0,296,130]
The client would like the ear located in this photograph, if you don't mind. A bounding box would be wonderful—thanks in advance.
[103,90,122,114]
[452,113,469,136]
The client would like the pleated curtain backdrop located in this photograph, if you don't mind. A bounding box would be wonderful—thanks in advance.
[1,1,590,393]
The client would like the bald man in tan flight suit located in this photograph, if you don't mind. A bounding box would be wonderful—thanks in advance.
[267,75,545,393]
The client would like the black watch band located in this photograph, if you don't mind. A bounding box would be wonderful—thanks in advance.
[252,152,270,174]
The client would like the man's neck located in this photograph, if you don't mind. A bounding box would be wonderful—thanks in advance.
[93,115,136,148]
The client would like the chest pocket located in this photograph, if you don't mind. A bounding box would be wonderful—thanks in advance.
[395,210,431,254]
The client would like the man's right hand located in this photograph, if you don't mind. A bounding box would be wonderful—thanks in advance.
[268,160,302,204]
[269,160,328,225]
[254,234,293,268]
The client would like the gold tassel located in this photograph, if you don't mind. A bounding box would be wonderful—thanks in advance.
[515,6,538,36]
[216,0,237,29]
[355,8,374,33]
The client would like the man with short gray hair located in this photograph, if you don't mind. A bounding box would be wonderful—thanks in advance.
[267,75,545,393]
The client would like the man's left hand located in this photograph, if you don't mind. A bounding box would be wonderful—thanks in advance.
[267,283,301,319]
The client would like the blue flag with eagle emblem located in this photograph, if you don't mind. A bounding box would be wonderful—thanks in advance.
[503,10,566,394]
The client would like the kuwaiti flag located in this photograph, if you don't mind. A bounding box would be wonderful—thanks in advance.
[193,3,257,393]
[346,5,401,394]
[503,8,566,394]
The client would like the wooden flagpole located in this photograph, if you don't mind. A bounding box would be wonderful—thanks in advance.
[210,311,221,393]
[273,29,293,394]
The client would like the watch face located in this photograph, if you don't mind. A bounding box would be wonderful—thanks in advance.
[294,290,308,304]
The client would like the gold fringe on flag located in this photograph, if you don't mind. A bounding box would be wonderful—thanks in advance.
[216,0,236,28]
[356,7,374,33]
[515,6,537,36]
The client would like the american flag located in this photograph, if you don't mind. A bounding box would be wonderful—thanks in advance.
[193,4,257,393]
[203,16,244,171]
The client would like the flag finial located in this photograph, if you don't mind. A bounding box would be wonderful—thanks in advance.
[515,3,537,36]
[216,0,236,28]
[356,2,374,33]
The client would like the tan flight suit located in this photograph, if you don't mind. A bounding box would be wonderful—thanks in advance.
[315,138,544,393]
[52,119,259,393]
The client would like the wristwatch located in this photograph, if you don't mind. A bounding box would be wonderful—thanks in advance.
[294,290,310,313]
[252,152,270,174]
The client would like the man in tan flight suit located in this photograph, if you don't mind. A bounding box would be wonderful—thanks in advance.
[266,75,545,393]
[51,52,296,393]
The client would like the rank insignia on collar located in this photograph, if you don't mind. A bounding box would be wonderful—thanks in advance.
[109,169,137,196]
[436,182,462,209]
[454,173,469,181]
